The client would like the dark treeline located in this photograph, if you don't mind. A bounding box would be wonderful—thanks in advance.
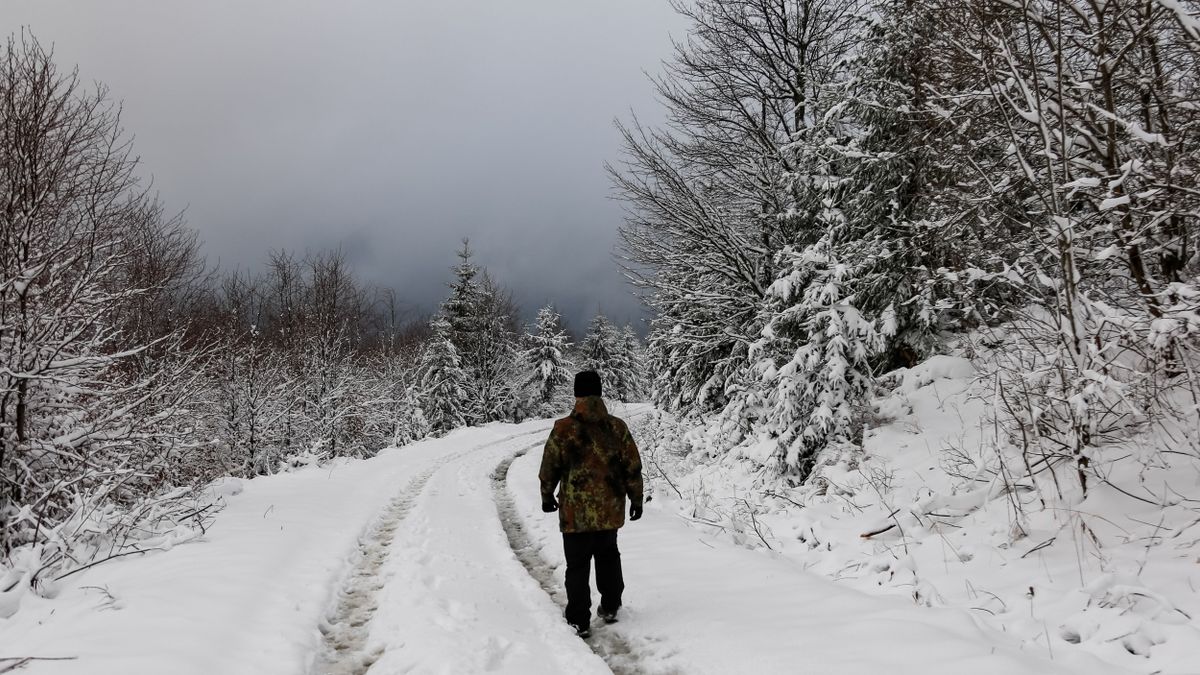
[0,35,647,587]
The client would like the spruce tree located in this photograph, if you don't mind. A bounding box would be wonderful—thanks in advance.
[472,275,522,422]
[521,305,574,415]
[418,317,468,435]
[619,324,648,402]
[581,314,640,401]
[435,243,523,424]
[808,0,965,366]
[443,240,485,342]
[754,242,891,476]
[439,241,489,424]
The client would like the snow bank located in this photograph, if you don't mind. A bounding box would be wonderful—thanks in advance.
[643,342,1200,674]
[507,426,1116,674]
[0,428,493,675]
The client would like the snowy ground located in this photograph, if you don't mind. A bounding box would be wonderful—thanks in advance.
[643,353,1200,675]
[0,404,1154,674]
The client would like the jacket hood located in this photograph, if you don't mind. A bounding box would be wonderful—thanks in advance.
[572,396,608,422]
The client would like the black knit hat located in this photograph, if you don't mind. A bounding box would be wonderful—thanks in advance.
[574,371,602,398]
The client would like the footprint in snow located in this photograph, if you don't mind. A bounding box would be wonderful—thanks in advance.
[480,635,513,671]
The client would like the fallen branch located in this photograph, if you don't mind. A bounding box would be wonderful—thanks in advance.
[860,508,902,539]
[54,547,163,581]
[645,452,684,500]
[1171,515,1200,539]
[1102,479,1173,507]
[0,657,78,674]
[1020,536,1056,559]
[740,498,775,551]
[762,489,805,509]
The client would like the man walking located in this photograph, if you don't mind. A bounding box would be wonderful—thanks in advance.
[539,371,643,638]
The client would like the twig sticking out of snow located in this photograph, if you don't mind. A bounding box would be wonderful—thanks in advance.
[860,508,903,539]
[0,657,78,674]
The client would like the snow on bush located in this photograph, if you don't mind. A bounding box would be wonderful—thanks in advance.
[634,325,1200,672]
[0,36,221,605]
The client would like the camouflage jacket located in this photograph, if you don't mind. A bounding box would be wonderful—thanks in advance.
[539,397,643,533]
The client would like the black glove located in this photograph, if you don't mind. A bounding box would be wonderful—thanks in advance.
[629,503,643,521]
[542,497,558,513]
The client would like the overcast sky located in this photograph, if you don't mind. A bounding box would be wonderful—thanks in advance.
[4,0,684,333]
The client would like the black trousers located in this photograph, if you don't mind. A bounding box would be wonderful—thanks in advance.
[562,529,623,627]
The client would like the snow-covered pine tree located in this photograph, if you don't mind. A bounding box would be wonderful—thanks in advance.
[418,317,469,435]
[581,314,641,402]
[438,240,484,425]
[753,240,891,477]
[472,275,522,423]
[436,242,522,424]
[581,314,615,389]
[619,324,648,402]
[613,0,865,419]
[398,385,431,445]
[443,240,486,344]
[521,305,574,416]
[786,0,974,368]
[613,0,1043,478]
[708,0,972,479]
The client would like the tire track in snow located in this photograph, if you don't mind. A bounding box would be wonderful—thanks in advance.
[491,448,648,675]
[313,462,441,675]
[312,428,551,675]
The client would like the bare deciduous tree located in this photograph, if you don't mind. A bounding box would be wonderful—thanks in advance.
[1,34,208,578]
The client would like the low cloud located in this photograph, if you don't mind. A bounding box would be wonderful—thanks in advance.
[6,0,684,331]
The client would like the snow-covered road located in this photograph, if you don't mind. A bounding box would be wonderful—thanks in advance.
[3,416,1126,674]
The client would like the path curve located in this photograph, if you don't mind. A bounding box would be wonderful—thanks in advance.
[325,423,611,675]
[491,447,655,675]
[312,427,554,675]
